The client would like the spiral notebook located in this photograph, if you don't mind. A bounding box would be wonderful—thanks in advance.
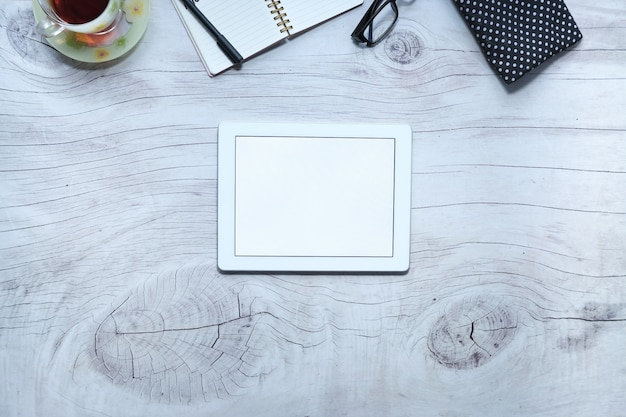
[171,0,363,76]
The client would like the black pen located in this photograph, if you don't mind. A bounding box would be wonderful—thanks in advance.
[180,0,244,66]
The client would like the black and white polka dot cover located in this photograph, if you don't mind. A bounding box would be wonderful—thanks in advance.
[453,0,583,84]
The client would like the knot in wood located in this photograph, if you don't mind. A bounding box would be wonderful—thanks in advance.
[427,296,517,370]
[7,8,37,59]
[92,265,269,402]
[383,30,422,65]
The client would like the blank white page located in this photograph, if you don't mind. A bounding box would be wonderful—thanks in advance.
[234,136,395,257]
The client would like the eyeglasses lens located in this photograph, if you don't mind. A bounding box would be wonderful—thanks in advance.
[365,1,398,45]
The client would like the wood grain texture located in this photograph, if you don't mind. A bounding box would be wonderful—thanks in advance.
[1,0,625,416]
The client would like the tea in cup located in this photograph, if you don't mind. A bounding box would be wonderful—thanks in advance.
[36,0,123,38]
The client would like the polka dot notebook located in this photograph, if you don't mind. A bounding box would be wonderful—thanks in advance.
[454,0,583,84]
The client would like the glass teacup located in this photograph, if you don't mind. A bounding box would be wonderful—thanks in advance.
[35,0,123,38]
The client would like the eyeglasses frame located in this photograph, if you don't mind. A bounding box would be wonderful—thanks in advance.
[351,0,399,47]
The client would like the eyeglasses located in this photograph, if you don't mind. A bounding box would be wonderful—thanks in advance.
[351,0,399,47]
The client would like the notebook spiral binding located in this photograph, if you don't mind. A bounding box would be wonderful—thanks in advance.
[265,0,293,33]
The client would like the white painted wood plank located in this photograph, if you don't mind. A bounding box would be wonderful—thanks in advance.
[1,0,625,416]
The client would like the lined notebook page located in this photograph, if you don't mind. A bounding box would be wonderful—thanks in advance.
[281,0,363,35]
[171,0,287,75]
[171,0,364,76]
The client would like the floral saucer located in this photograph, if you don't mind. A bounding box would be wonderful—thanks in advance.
[32,0,150,63]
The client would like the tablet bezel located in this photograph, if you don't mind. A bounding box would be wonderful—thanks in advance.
[217,121,412,272]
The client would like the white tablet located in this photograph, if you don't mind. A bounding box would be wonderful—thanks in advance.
[217,121,412,272]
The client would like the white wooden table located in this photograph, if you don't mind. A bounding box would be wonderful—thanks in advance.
[1,0,625,416]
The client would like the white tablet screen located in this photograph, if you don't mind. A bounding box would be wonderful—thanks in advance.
[234,136,396,257]
[217,121,412,272]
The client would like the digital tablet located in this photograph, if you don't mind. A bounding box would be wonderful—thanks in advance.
[217,121,412,272]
